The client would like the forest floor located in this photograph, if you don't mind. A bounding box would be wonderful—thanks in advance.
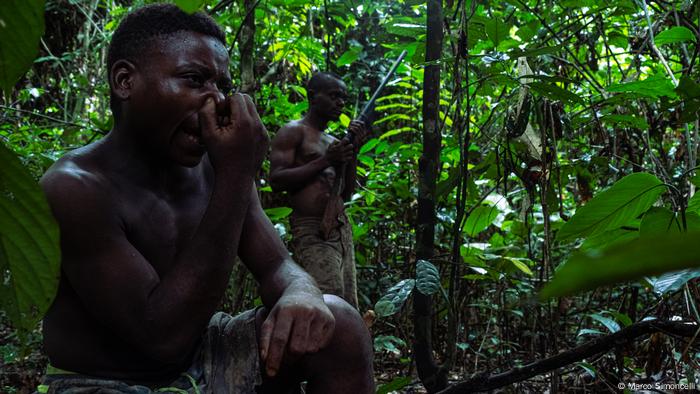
[1,310,691,394]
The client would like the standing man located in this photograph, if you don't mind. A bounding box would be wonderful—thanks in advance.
[270,73,368,309]
[38,5,373,393]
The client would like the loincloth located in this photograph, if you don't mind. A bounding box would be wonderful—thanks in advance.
[37,310,261,394]
[290,213,358,308]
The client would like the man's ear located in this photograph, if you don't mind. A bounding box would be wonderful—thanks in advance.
[110,59,137,101]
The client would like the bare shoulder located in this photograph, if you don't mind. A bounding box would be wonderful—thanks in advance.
[40,146,118,224]
[272,120,306,147]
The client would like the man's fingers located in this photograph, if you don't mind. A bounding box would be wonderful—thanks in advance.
[317,318,336,349]
[198,98,218,136]
[289,315,312,354]
[265,313,293,377]
[259,315,275,362]
[228,93,249,127]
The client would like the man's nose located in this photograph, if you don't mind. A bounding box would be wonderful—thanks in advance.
[205,90,226,114]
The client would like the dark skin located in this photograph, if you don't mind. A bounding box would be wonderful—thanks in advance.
[269,77,369,216]
[40,31,374,393]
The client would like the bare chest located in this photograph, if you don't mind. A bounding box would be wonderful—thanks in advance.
[121,186,209,275]
[296,131,337,165]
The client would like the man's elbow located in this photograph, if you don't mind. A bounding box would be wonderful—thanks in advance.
[269,172,288,192]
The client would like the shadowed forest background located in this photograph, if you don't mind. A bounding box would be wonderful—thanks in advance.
[1,0,700,392]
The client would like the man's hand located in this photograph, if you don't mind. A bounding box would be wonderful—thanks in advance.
[199,93,269,175]
[259,290,335,377]
[324,139,354,166]
[348,120,369,149]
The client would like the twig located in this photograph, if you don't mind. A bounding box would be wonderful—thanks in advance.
[639,0,678,85]
[437,320,699,393]
[0,105,98,132]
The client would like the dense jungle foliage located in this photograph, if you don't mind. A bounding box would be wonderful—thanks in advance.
[1,0,700,392]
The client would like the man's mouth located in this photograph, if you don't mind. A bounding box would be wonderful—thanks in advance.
[182,128,204,146]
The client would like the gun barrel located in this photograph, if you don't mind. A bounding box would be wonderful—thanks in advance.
[358,50,408,119]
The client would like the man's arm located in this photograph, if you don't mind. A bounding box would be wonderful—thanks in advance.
[269,124,352,193]
[238,187,335,377]
[341,120,370,201]
[41,95,266,364]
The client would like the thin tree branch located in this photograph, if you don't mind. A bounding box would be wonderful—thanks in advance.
[437,320,699,394]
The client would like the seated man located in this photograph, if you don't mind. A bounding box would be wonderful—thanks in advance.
[269,73,368,309]
[38,4,374,393]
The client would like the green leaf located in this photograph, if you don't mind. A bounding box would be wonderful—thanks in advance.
[174,0,205,14]
[580,227,639,251]
[484,19,510,47]
[506,257,533,276]
[556,173,665,242]
[540,231,700,299]
[0,142,60,334]
[0,0,46,96]
[374,335,406,355]
[640,207,680,237]
[654,26,697,46]
[677,76,700,99]
[606,311,633,327]
[607,76,677,99]
[385,22,425,38]
[376,376,412,394]
[577,362,598,378]
[464,205,499,237]
[651,269,700,295]
[509,45,562,58]
[264,207,293,221]
[590,313,620,333]
[375,279,415,317]
[601,114,649,130]
[336,45,363,67]
[528,81,583,104]
[416,259,440,295]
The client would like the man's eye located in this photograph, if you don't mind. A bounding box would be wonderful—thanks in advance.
[184,74,204,85]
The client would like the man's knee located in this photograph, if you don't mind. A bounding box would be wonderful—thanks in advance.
[322,295,372,361]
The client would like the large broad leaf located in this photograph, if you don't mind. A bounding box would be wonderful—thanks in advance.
[484,19,510,47]
[607,76,677,99]
[0,0,46,96]
[654,26,697,46]
[580,226,638,251]
[375,279,415,317]
[540,232,700,299]
[590,313,620,333]
[464,205,499,237]
[601,114,649,130]
[0,142,60,334]
[557,173,665,242]
[640,207,680,237]
[650,269,700,295]
[529,81,584,104]
[416,259,440,295]
[336,45,363,67]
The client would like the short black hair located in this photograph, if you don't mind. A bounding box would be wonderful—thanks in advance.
[306,72,344,96]
[107,4,226,116]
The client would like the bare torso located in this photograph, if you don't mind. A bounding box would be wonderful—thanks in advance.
[42,138,213,383]
[285,120,341,217]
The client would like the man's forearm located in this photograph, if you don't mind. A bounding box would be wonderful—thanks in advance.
[144,174,255,359]
[258,258,322,307]
[270,157,330,192]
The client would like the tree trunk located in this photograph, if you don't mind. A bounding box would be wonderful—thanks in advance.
[239,0,256,95]
[413,0,446,392]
